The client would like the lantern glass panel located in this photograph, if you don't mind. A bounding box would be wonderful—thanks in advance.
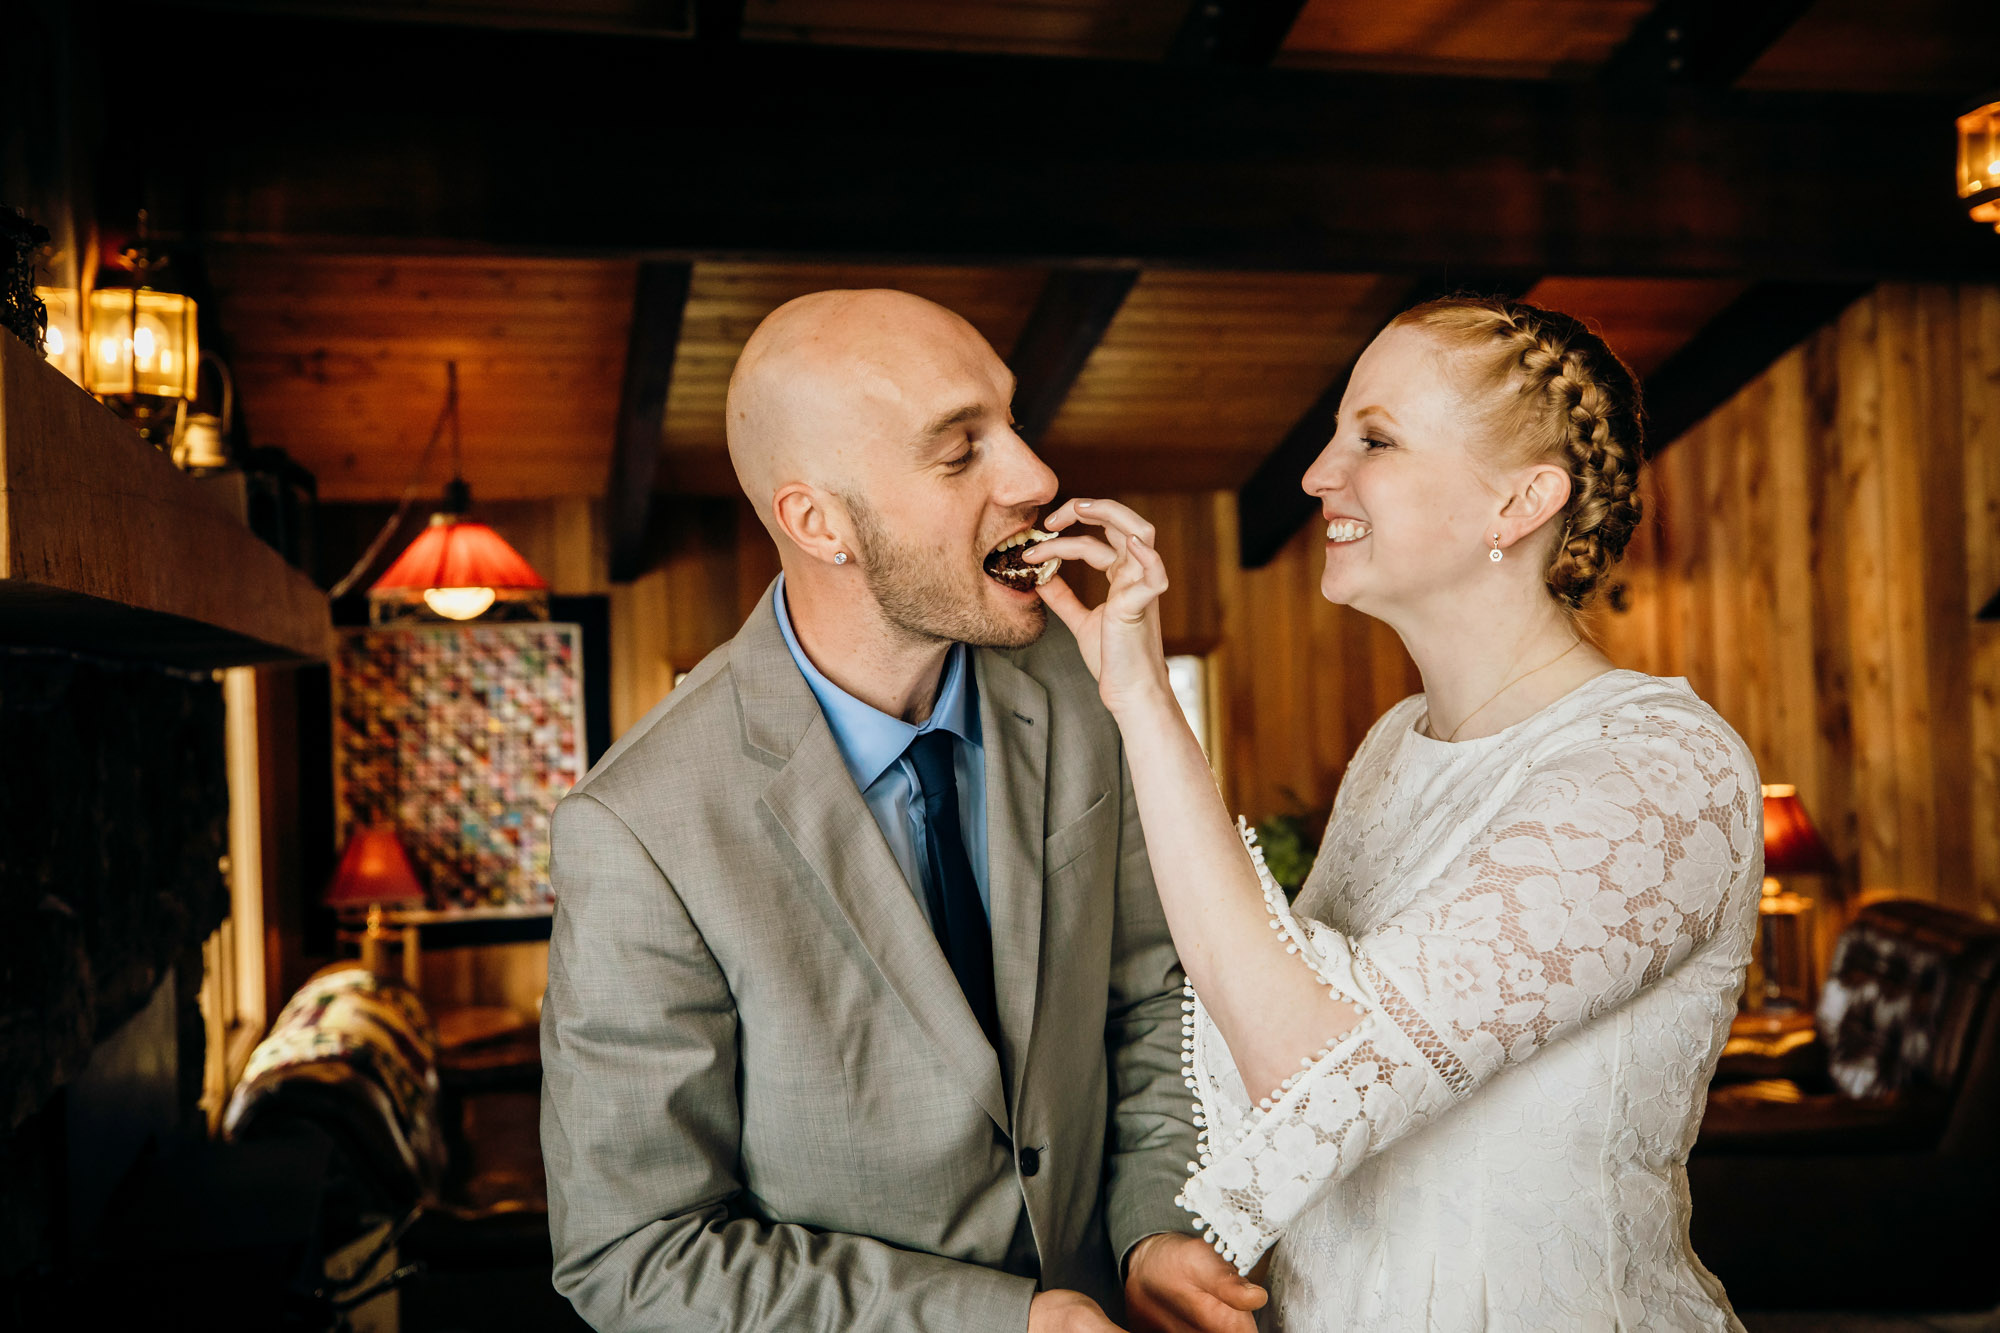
[85,288,199,398]
[1959,100,2000,231]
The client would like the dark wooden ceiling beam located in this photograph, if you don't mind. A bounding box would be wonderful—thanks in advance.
[1235,273,1540,569]
[1167,0,1311,65]
[139,13,2000,282]
[1601,0,1821,88]
[1007,267,1140,444]
[694,0,745,40]
[1641,280,1868,452]
[608,261,693,582]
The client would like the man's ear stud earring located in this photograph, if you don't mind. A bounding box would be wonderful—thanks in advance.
[1489,534,1503,563]
[834,552,849,565]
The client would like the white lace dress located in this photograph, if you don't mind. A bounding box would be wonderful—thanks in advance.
[1177,670,1763,1331]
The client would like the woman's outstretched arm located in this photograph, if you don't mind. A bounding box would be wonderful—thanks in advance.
[1030,498,1361,1100]
[1034,499,1762,1271]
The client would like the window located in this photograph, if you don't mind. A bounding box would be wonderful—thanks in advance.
[197,668,270,1130]
[1167,653,1214,760]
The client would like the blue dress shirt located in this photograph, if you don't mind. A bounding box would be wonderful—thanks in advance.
[773,574,989,921]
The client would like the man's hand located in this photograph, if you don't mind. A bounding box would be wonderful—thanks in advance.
[1123,1233,1267,1333]
[1029,1288,1128,1332]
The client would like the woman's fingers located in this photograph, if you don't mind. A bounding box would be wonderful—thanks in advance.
[1023,533,1117,571]
[1105,534,1169,620]
[1050,498,1157,549]
[1041,498,1082,532]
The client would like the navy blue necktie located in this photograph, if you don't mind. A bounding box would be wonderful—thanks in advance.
[905,730,1000,1047]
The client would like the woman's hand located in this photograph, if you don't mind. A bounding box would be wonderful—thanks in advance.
[1028,498,1174,719]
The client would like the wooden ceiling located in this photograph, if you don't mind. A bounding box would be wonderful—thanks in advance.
[207,253,635,501]
[156,0,2000,87]
[208,253,1752,503]
[160,0,1997,565]
[1740,0,2000,95]
[740,0,1185,58]
[1276,0,1656,79]
[1039,271,1410,470]
[1274,0,1997,90]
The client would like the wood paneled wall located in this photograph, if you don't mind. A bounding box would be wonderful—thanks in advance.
[608,498,780,737]
[1597,284,2000,920]
[1211,506,1422,827]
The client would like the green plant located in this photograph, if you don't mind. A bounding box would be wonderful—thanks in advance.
[1253,810,1320,900]
[1,206,50,354]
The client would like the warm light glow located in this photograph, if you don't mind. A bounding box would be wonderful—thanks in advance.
[33,286,84,386]
[84,287,199,398]
[371,513,549,623]
[326,825,427,910]
[1959,97,2000,234]
[423,586,498,620]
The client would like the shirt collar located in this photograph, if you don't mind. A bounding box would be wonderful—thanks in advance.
[772,573,979,791]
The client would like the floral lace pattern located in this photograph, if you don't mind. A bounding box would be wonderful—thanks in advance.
[1178,672,1762,1331]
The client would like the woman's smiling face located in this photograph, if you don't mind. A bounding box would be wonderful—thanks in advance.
[1300,323,1504,621]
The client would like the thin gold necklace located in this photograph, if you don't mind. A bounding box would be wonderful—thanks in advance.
[1431,639,1584,743]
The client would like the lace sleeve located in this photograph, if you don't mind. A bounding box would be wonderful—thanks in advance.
[1177,719,1761,1272]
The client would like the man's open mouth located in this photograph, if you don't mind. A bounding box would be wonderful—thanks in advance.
[983,529,1061,591]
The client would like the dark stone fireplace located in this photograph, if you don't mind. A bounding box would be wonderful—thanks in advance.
[0,645,230,1319]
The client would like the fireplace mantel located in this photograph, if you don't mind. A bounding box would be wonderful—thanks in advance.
[0,334,330,666]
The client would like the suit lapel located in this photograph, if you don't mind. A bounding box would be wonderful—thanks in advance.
[735,586,1009,1131]
[974,648,1048,1112]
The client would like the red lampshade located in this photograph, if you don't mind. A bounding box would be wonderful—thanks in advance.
[326,825,428,910]
[1761,784,1838,876]
[370,514,549,597]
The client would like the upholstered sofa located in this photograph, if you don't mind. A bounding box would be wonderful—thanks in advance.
[1689,898,2000,1309]
[223,962,577,1327]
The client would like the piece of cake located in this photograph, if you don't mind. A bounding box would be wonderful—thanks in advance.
[984,528,1061,591]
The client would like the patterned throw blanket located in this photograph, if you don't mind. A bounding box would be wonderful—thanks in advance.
[225,964,447,1196]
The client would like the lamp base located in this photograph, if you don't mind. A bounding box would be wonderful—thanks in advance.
[344,904,423,989]
[1750,877,1816,1012]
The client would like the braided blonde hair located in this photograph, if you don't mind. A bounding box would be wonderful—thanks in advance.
[1391,296,1645,612]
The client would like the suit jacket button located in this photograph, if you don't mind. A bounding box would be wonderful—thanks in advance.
[1018,1146,1041,1177]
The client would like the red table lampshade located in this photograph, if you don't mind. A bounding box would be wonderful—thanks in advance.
[1761,784,1838,876]
[326,825,428,911]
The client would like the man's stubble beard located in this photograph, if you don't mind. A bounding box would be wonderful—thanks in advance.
[844,492,1047,650]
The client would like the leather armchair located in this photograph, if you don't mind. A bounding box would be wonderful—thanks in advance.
[1689,899,2000,1309]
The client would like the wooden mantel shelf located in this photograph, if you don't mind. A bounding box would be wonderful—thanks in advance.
[0,334,331,666]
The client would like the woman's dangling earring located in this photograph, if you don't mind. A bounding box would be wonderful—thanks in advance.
[1489,533,1503,563]
[834,552,849,566]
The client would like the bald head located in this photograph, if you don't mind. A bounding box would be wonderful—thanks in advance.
[726,289,1001,533]
[722,287,1057,656]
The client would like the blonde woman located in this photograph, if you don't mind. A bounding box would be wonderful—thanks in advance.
[1025,298,1764,1331]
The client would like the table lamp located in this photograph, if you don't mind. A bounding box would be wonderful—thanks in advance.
[327,825,427,981]
[1756,784,1838,1011]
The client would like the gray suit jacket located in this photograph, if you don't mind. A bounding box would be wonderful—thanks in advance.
[540,588,1196,1332]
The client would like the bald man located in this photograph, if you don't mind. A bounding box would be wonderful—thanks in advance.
[540,291,1264,1333]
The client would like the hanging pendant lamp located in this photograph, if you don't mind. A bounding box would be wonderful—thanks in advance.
[367,363,549,624]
